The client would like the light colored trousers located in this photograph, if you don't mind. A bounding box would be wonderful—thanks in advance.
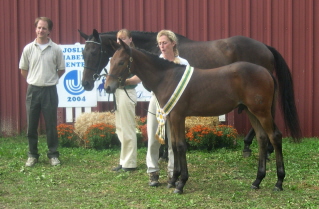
[115,88,137,168]
[146,93,174,177]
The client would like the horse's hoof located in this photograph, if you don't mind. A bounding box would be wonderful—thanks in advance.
[173,189,183,194]
[251,185,259,190]
[243,151,251,158]
[273,186,283,191]
[167,183,175,189]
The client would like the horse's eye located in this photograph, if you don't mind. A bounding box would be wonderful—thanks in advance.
[118,61,125,66]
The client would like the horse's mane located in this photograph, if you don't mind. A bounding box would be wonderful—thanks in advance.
[98,30,188,40]
[115,46,173,68]
[135,48,186,70]
[100,30,157,36]
[99,31,118,36]
[87,31,117,40]
[132,31,188,40]
[133,31,157,35]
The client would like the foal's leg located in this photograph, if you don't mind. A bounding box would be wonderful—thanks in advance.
[167,115,188,194]
[254,115,285,191]
[246,112,268,189]
[243,128,255,157]
[251,131,268,189]
[243,128,274,159]
[165,119,180,189]
[267,124,284,191]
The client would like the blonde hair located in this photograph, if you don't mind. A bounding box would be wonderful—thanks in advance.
[157,29,179,59]
[117,29,135,48]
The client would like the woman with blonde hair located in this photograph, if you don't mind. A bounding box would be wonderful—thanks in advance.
[146,29,189,186]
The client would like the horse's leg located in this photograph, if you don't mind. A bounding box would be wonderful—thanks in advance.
[267,123,284,191]
[248,110,285,191]
[166,118,181,188]
[245,111,268,189]
[243,128,255,157]
[167,115,188,194]
[266,139,274,160]
[243,128,274,159]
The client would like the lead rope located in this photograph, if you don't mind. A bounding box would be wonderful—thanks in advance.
[123,87,156,115]
[107,93,117,113]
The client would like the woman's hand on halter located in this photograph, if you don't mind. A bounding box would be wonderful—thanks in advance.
[125,75,141,85]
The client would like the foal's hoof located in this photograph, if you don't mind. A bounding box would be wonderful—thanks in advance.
[242,151,251,158]
[251,185,259,190]
[173,189,183,194]
[167,180,179,188]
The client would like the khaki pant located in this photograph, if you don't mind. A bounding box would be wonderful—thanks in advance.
[146,93,174,177]
[115,88,137,168]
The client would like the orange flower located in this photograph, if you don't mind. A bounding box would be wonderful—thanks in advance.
[57,124,78,147]
[83,123,116,149]
[186,124,238,150]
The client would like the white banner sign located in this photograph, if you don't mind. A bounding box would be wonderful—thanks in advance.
[57,44,97,107]
[57,43,151,107]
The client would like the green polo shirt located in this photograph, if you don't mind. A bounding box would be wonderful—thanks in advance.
[125,74,137,89]
[19,38,65,86]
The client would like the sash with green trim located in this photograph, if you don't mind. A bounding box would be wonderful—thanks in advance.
[155,65,194,144]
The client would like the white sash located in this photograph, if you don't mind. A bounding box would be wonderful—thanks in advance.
[155,65,194,144]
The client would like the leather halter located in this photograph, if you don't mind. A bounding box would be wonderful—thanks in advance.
[84,34,108,81]
[108,46,133,87]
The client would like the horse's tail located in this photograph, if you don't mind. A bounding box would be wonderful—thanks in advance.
[266,45,302,142]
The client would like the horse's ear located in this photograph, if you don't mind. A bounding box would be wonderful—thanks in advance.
[93,29,99,41]
[109,40,120,51]
[119,39,131,55]
[78,29,89,40]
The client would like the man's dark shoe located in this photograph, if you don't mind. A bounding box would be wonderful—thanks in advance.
[149,171,159,187]
[122,167,136,172]
[112,165,122,171]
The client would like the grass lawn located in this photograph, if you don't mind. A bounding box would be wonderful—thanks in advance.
[0,136,319,208]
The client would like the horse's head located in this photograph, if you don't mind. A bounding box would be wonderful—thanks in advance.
[104,39,133,93]
[79,29,117,91]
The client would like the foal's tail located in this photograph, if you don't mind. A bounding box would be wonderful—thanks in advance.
[266,45,302,142]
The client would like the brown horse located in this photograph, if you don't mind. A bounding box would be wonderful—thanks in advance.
[104,40,292,194]
[79,29,301,156]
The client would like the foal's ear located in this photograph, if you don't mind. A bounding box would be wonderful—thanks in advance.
[109,40,120,51]
[93,29,100,41]
[119,39,131,55]
[78,29,89,40]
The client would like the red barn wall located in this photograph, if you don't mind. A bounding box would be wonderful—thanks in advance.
[1,0,318,137]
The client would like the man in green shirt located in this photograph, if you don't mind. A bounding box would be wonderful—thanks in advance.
[19,17,65,167]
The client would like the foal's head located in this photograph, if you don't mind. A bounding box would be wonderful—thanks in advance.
[104,39,133,93]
